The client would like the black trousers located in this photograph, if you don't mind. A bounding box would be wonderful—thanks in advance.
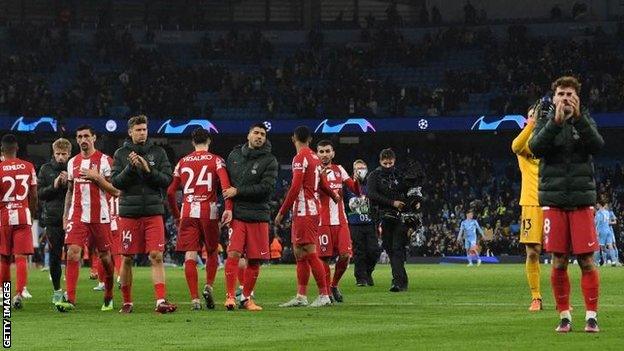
[45,225,65,291]
[380,218,408,288]
[350,223,380,284]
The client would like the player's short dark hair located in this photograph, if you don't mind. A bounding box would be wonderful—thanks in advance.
[293,126,311,143]
[76,124,96,136]
[249,123,268,132]
[598,199,607,207]
[552,76,581,94]
[316,139,333,149]
[128,115,148,129]
[1,134,18,150]
[379,148,395,160]
[191,127,211,144]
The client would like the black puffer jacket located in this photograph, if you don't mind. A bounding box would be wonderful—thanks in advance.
[529,110,604,209]
[37,159,67,227]
[111,140,172,217]
[226,141,278,222]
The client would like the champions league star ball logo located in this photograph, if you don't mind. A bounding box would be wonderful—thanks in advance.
[157,119,219,134]
[418,119,428,130]
[263,121,272,132]
[314,119,376,133]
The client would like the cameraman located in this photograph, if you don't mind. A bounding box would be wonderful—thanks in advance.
[346,159,380,287]
[367,149,409,292]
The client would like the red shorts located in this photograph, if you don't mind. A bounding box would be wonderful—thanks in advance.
[118,216,165,254]
[176,217,219,252]
[0,225,34,255]
[65,221,112,252]
[110,230,121,255]
[543,207,599,255]
[318,225,353,258]
[291,215,319,246]
[227,219,269,260]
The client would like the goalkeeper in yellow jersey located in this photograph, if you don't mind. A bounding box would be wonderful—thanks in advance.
[511,103,543,312]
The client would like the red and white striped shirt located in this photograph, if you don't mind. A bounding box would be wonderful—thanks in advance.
[67,151,113,224]
[167,150,232,220]
[279,147,338,218]
[0,158,37,226]
[109,196,119,231]
[318,164,360,226]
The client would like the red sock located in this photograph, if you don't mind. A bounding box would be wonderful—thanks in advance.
[307,252,329,296]
[550,267,570,312]
[97,256,106,284]
[154,283,166,301]
[242,263,260,298]
[0,256,11,284]
[91,254,100,276]
[121,284,132,304]
[101,257,114,301]
[15,256,28,294]
[332,256,349,287]
[237,263,245,287]
[224,256,240,298]
[184,259,199,300]
[66,259,80,303]
[322,260,331,292]
[296,258,310,296]
[205,253,218,286]
[113,255,122,276]
[581,269,599,312]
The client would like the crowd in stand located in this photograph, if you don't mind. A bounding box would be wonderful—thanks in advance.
[2,20,624,119]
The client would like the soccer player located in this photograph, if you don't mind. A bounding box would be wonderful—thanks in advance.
[594,201,616,266]
[276,126,340,308]
[511,104,544,311]
[606,205,620,266]
[55,125,119,312]
[167,127,233,310]
[456,210,485,266]
[315,140,359,302]
[111,115,177,314]
[109,195,123,286]
[37,138,71,303]
[529,76,604,333]
[222,123,278,311]
[0,134,37,309]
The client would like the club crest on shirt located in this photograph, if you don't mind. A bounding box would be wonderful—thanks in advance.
[147,154,155,166]
[251,162,259,174]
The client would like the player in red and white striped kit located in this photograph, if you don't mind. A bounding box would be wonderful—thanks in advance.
[275,126,340,308]
[56,125,120,312]
[109,195,122,286]
[167,128,232,310]
[316,140,360,303]
[0,134,38,309]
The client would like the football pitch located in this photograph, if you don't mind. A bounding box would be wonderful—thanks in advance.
[9,263,624,350]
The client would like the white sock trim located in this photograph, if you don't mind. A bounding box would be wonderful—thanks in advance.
[586,310,597,321]
[560,310,572,320]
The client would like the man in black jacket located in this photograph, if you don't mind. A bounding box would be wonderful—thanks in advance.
[111,115,177,314]
[367,148,408,292]
[37,138,71,304]
[529,76,604,333]
[222,123,278,311]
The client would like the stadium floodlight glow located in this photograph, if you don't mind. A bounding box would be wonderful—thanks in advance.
[10,116,58,132]
[470,115,527,131]
[314,118,377,133]
[157,119,219,134]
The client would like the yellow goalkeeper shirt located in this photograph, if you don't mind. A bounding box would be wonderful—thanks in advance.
[511,121,539,206]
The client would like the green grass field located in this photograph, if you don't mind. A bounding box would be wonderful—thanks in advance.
[8,263,624,350]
